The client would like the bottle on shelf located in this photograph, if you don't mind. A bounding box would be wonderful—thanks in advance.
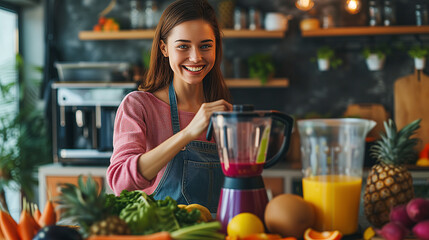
[233,6,247,30]
[144,0,160,29]
[415,3,429,26]
[368,0,382,26]
[383,0,396,26]
[130,0,144,29]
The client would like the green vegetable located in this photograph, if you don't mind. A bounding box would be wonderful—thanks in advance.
[170,221,225,240]
[105,190,202,235]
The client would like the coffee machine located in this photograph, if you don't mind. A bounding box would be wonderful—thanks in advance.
[52,82,135,165]
[208,105,294,232]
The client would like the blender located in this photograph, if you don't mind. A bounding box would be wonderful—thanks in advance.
[207,105,294,232]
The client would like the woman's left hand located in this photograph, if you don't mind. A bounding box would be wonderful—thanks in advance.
[183,99,232,140]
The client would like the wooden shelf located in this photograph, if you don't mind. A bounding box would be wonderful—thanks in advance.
[79,29,285,40]
[225,78,289,88]
[222,29,285,38]
[302,26,429,37]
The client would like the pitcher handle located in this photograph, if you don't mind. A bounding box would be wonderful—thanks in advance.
[264,111,294,169]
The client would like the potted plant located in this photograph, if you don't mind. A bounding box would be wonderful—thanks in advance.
[0,55,51,211]
[313,46,342,71]
[408,46,428,70]
[248,54,275,85]
[363,45,391,71]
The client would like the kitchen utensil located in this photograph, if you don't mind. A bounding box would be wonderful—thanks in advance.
[298,118,376,235]
[394,71,429,149]
[208,104,294,232]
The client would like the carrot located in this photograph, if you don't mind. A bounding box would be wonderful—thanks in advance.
[38,200,56,227]
[32,204,41,223]
[86,231,172,240]
[18,211,34,240]
[0,210,20,240]
[0,225,5,240]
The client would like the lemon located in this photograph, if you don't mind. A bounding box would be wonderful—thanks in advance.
[227,213,265,238]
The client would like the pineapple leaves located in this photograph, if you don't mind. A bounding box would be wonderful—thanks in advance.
[371,118,421,165]
[57,175,107,237]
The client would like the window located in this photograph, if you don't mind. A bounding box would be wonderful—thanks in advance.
[0,5,19,148]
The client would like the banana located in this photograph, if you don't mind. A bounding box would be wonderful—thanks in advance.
[177,204,187,209]
[185,204,212,222]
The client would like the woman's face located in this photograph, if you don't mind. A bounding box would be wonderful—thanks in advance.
[160,19,216,85]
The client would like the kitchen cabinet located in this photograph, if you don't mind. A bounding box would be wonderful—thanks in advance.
[45,176,105,221]
[302,25,429,37]
[78,29,286,40]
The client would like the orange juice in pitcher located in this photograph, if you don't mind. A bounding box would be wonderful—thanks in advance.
[303,175,362,235]
[298,119,375,235]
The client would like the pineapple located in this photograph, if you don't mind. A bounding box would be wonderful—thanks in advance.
[364,119,421,228]
[58,175,130,237]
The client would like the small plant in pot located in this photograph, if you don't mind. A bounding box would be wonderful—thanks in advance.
[248,54,275,85]
[363,45,391,71]
[408,45,429,70]
[312,46,342,71]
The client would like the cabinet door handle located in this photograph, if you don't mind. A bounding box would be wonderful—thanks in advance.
[96,105,102,129]
[60,106,66,127]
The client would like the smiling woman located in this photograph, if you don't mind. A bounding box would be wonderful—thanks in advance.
[107,0,232,214]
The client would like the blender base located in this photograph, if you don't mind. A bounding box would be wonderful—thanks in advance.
[216,176,269,233]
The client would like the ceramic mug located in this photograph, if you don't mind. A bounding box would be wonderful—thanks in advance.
[264,12,289,31]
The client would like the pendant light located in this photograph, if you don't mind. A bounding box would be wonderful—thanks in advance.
[295,0,314,11]
[345,0,361,14]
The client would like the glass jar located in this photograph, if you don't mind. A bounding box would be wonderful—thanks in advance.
[368,0,382,26]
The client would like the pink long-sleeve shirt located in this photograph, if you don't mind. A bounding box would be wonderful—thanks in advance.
[107,91,213,195]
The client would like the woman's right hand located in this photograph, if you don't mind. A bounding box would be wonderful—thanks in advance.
[184,99,232,140]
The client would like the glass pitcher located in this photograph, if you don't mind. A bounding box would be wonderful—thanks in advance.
[297,118,376,235]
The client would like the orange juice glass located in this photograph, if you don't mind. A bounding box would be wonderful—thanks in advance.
[297,119,376,235]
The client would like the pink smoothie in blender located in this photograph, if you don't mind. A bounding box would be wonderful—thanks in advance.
[208,105,294,233]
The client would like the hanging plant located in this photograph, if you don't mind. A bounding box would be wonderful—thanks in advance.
[362,45,391,71]
[408,46,429,70]
[311,46,342,71]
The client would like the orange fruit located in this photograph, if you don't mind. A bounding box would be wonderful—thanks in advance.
[227,213,265,238]
[303,228,342,240]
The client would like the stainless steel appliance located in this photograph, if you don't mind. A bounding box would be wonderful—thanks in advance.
[52,82,136,165]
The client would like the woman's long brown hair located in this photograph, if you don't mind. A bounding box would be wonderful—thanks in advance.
[139,0,231,102]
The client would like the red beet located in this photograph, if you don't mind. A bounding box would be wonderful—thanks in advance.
[412,220,429,240]
[376,222,409,240]
[406,198,429,222]
[390,204,416,229]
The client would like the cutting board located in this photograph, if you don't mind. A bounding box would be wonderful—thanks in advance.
[394,70,429,150]
[344,103,389,140]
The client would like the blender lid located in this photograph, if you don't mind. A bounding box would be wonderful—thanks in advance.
[212,104,277,118]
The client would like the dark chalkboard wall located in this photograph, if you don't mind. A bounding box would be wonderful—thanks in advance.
[52,0,429,118]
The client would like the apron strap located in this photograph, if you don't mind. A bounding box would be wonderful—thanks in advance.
[169,80,181,135]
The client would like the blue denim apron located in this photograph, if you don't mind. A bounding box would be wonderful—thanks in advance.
[152,81,224,213]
